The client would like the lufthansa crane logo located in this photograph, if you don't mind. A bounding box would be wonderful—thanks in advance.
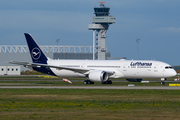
[31,47,41,60]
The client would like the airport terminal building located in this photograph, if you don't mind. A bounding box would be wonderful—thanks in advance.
[0,66,20,75]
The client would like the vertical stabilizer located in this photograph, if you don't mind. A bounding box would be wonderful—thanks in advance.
[24,33,48,64]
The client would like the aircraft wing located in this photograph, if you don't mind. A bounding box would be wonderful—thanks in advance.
[9,61,115,75]
[9,61,32,67]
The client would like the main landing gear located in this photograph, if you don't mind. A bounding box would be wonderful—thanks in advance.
[83,80,112,84]
[83,80,94,84]
[101,80,112,84]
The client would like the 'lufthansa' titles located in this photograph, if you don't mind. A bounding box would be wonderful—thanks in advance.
[130,62,152,68]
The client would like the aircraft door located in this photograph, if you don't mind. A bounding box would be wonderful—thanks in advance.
[161,66,165,78]
[154,64,158,72]
[123,64,127,72]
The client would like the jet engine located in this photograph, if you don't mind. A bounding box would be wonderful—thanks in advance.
[88,71,108,82]
[126,79,143,82]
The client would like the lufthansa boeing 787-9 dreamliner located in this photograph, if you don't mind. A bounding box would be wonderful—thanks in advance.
[10,33,177,84]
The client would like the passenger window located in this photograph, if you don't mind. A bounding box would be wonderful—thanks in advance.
[1,68,3,71]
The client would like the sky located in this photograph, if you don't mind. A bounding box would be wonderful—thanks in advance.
[0,0,180,65]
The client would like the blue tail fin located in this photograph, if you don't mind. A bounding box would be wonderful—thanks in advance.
[24,33,48,64]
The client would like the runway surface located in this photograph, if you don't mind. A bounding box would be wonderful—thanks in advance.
[1,86,180,89]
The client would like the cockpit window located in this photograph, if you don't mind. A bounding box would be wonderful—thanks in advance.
[165,66,173,69]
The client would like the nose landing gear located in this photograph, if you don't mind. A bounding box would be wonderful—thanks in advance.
[161,78,167,85]
[161,81,165,85]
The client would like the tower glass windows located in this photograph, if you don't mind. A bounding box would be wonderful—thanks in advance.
[94,8,110,16]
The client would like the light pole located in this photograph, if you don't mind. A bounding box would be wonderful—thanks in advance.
[56,38,60,45]
[136,38,140,60]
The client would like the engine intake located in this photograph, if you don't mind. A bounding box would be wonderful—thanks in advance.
[88,71,108,82]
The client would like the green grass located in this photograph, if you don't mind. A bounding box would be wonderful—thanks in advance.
[0,89,180,119]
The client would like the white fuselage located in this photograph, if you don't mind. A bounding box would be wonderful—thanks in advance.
[47,59,177,79]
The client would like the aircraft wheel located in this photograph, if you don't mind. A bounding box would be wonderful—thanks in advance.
[102,80,112,84]
[83,80,87,84]
[83,81,86,84]
[90,81,94,84]
[101,81,106,84]
[108,80,112,84]
[161,81,165,85]
[84,80,94,84]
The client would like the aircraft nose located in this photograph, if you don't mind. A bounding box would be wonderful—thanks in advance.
[172,70,177,76]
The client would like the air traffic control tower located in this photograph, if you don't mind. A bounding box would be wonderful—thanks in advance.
[89,2,116,60]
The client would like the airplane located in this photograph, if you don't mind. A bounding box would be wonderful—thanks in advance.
[10,33,177,85]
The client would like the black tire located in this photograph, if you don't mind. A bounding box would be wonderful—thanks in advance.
[108,80,112,84]
[91,81,94,84]
[102,80,112,84]
[161,81,165,85]
[83,80,87,85]
[87,81,90,84]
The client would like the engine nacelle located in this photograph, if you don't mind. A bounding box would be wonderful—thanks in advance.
[126,79,143,82]
[88,71,108,82]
